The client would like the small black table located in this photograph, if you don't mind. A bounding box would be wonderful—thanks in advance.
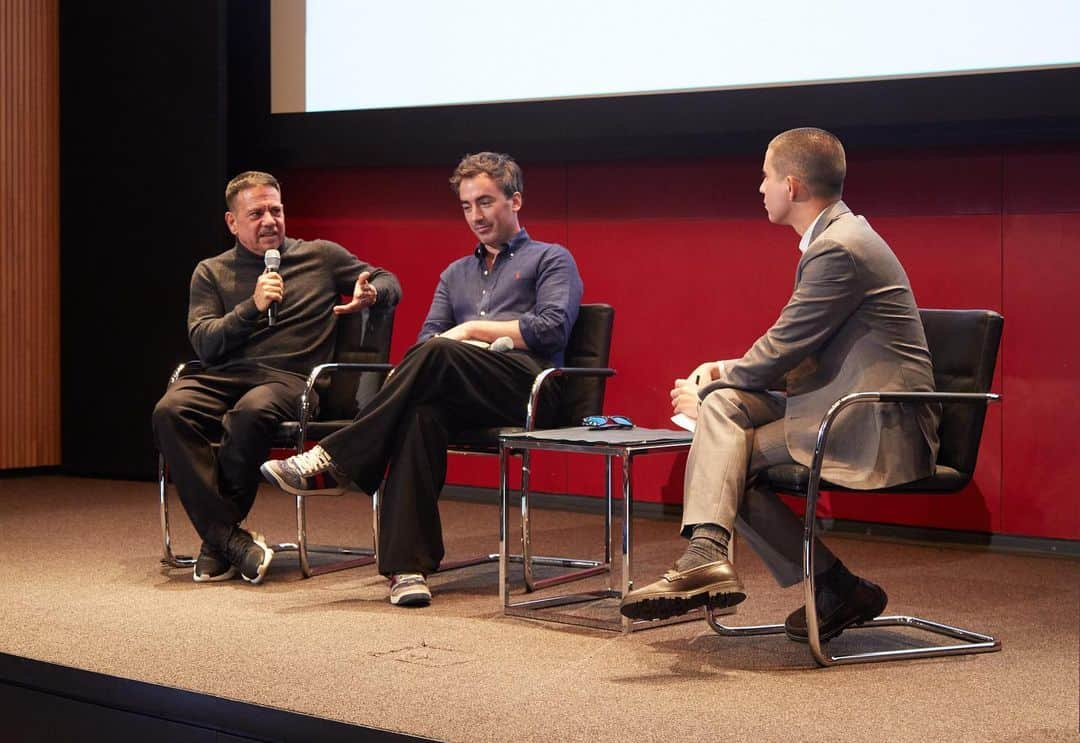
[498,426,712,633]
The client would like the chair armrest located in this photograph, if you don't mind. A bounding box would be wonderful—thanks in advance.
[299,362,394,427]
[873,391,1001,405]
[166,360,204,388]
[524,366,617,431]
[805,390,1001,502]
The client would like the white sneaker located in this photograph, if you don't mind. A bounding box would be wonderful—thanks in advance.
[389,573,431,606]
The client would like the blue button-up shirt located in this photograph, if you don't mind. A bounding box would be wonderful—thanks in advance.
[418,229,583,366]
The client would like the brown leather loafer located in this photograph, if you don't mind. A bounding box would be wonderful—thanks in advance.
[784,577,888,642]
[619,559,746,621]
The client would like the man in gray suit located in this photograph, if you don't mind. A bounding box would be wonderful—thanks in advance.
[620,128,940,642]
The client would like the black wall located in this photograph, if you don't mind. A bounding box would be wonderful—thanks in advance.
[60,2,228,478]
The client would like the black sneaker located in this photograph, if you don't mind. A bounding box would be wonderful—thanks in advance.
[224,527,274,584]
[193,542,237,582]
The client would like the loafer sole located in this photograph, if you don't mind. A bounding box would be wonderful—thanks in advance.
[620,579,746,621]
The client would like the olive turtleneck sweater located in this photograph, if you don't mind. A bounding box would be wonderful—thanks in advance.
[187,237,401,375]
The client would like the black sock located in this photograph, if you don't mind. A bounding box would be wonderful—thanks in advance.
[816,559,858,598]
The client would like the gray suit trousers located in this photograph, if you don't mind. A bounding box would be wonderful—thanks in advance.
[682,388,838,587]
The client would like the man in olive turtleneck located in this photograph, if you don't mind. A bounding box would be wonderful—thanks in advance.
[153,171,401,585]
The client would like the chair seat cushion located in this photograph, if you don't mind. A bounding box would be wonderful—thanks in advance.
[449,426,526,453]
[270,421,532,453]
[763,463,971,495]
[273,420,357,447]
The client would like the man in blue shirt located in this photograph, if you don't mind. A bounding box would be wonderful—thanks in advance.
[262,152,583,607]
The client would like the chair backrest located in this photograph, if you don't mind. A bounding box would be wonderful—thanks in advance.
[920,308,1003,477]
[321,306,396,419]
[553,303,615,426]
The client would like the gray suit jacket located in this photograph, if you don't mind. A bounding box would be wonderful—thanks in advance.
[700,201,940,489]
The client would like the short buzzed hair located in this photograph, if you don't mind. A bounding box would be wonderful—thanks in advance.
[225,171,281,210]
[768,128,846,199]
[449,152,523,198]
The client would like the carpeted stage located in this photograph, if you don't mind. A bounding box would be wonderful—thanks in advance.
[0,475,1078,742]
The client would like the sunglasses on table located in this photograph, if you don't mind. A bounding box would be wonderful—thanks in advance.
[582,415,634,430]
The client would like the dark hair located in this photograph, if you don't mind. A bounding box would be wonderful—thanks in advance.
[449,152,523,198]
[768,128,846,199]
[225,171,281,210]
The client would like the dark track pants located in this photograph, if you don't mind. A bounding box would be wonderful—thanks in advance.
[319,338,547,576]
[152,364,307,549]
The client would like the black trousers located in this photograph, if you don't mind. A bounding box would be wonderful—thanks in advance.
[152,363,308,549]
[319,337,548,576]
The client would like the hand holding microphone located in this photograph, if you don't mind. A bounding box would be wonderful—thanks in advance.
[255,248,283,325]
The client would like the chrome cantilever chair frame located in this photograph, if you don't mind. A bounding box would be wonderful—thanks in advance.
[373,303,618,591]
[159,306,396,578]
[157,359,204,569]
[284,360,392,577]
[158,359,393,577]
[706,390,1003,667]
[416,364,617,591]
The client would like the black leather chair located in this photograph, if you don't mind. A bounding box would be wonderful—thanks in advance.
[158,306,395,577]
[374,303,617,590]
[707,308,1004,666]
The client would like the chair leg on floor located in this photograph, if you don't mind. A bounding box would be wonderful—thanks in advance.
[706,602,1000,666]
[269,490,377,578]
[521,450,534,592]
[159,455,193,568]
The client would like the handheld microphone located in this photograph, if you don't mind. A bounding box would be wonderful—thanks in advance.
[263,249,281,326]
[489,336,514,353]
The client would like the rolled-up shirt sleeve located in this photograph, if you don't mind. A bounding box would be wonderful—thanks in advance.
[516,245,583,358]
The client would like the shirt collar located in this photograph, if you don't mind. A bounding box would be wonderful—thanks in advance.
[797,208,830,254]
[473,228,529,262]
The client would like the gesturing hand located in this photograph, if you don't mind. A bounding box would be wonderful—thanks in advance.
[254,271,283,312]
[333,271,378,315]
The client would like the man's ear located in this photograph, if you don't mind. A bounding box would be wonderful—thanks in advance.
[786,175,809,202]
[510,191,522,213]
[225,210,239,235]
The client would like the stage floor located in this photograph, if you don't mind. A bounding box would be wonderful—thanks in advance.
[1,475,1078,742]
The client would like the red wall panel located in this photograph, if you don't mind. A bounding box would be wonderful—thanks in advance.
[1001,213,1080,539]
[279,143,1080,541]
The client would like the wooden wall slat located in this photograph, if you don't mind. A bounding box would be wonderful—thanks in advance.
[0,0,60,469]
